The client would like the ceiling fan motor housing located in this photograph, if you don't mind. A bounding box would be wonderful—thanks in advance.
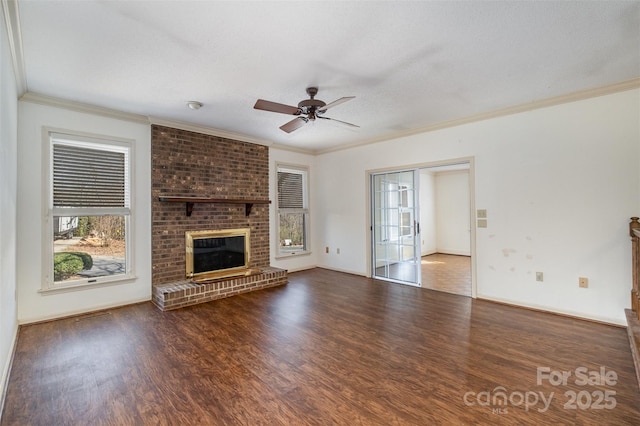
[298,87,326,119]
[298,99,326,119]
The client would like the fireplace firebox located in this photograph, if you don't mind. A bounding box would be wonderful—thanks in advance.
[185,228,251,281]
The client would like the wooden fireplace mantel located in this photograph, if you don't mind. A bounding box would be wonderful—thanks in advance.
[158,196,271,217]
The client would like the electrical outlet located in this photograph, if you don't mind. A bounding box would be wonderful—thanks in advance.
[337,248,340,254]
[579,277,589,288]
[477,209,487,218]
[536,272,543,282]
[325,246,329,254]
[477,219,487,228]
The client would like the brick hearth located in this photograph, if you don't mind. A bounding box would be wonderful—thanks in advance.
[152,267,287,311]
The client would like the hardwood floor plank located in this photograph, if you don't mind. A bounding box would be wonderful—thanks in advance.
[2,268,639,425]
[422,253,471,297]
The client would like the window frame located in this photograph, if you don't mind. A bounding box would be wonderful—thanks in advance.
[42,129,135,292]
[275,163,311,258]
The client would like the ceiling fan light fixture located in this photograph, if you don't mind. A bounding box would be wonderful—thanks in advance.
[186,101,203,110]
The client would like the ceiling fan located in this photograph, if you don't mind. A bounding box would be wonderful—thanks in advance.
[254,87,359,133]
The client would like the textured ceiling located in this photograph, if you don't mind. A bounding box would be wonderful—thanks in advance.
[15,0,640,153]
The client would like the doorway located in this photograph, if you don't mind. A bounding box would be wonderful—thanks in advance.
[419,163,472,297]
[368,159,475,297]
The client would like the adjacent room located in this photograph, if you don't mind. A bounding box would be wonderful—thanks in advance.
[1,1,639,424]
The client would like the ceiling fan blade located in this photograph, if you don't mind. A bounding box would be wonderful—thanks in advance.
[317,115,359,128]
[254,99,300,115]
[317,96,355,113]
[280,117,308,133]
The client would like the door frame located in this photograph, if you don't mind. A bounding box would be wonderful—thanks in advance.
[365,156,477,298]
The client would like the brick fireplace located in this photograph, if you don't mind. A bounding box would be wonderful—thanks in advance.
[150,125,287,310]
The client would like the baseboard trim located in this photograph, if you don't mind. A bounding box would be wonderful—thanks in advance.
[282,265,316,273]
[477,294,625,327]
[0,323,19,421]
[315,265,368,277]
[434,250,471,257]
[17,297,151,325]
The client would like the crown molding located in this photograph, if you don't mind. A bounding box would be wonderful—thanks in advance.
[148,117,273,147]
[20,93,274,148]
[17,76,639,156]
[2,0,27,95]
[316,77,640,155]
[269,142,316,155]
[19,92,275,148]
[20,92,150,123]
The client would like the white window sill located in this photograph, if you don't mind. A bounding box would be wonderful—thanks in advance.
[275,251,312,260]
[39,273,137,295]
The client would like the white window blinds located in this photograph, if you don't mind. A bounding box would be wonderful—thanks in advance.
[52,138,129,208]
[277,171,304,209]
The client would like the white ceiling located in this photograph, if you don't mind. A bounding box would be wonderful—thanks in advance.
[13,0,640,153]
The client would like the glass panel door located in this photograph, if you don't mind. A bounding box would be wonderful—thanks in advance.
[371,169,421,286]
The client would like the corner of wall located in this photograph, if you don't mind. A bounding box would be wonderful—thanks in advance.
[0,324,18,419]
[1,2,20,417]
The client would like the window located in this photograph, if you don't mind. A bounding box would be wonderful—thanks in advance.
[46,132,133,290]
[276,164,310,256]
[398,185,412,237]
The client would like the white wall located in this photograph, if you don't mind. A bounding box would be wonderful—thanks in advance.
[315,89,639,325]
[269,147,317,272]
[420,170,436,255]
[435,170,471,255]
[0,6,19,407]
[17,101,152,323]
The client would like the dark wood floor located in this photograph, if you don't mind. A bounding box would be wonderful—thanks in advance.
[2,268,639,425]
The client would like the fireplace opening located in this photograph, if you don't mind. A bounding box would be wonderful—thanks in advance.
[185,228,251,280]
